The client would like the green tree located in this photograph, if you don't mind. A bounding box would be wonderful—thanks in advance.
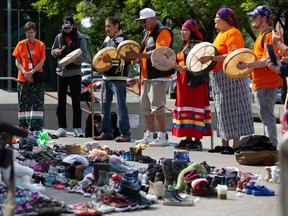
[32,0,288,58]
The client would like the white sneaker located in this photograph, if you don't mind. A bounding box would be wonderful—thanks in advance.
[149,132,169,147]
[74,128,84,137]
[53,128,67,138]
[135,130,157,145]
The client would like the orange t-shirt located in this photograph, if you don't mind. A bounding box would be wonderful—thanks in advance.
[251,31,282,91]
[141,28,172,79]
[12,39,46,82]
[212,27,244,72]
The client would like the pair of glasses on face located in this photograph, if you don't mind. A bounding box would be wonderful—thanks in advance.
[251,16,259,21]
[140,18,150,24]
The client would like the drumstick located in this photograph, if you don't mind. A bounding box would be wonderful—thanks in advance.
[163,52,175,65]
[60,45,66,52]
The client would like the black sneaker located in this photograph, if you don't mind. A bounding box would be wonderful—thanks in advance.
[174,139,189,149]
[139,155,157,164]
[187,141,202,151]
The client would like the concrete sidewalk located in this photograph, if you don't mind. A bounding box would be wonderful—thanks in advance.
[41,122,281,216]
[0,89,282,215]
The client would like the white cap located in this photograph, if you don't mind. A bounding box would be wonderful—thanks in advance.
[136,8,156,20]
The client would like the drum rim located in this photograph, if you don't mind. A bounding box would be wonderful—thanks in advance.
[223,48,256,79]
[92,47,117,72]
[58,48,83,67]
[117,40,141,61]
[151,47,176,71]
[186,43,218,75]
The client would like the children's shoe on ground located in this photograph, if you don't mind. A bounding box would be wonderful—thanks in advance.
[74,128,84,137]
[102,195,131,212]
[252,185,275,196]
[244,182,259,194]
[149,132,169,147]
[91,201,115,214]
[162,189,194,206]
[135,130,157,145]
[238,171,259,180]
[53,128,67,138]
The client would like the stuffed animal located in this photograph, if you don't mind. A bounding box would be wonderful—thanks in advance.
[1,160,45,192]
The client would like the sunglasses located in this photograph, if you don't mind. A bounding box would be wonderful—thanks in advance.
[140,18,150,24]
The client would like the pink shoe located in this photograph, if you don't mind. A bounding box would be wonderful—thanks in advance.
[238,171,258,180]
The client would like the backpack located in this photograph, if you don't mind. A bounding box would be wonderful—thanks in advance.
[261,29,273,48]
[234,135,276,152]
[85,113,102,138]
[234,135,278,166]
[85,112,120,138]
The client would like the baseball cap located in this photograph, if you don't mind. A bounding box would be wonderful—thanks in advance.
[247,5,272,18]
[62,16,74,29]
[136,8,156,20]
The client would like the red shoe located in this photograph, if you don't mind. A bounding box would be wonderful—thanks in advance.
[236,177,251,192]
[102,195,131,212]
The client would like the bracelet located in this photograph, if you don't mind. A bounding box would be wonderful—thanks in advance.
[246,63,249,69]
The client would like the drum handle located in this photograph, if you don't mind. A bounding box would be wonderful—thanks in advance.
[164,52,175,65]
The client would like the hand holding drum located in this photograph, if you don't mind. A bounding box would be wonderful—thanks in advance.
[58,48,83,68]
[225,48,256,79]
[92,47,118,72]
[186,42,218,75]
[117,40,141,61]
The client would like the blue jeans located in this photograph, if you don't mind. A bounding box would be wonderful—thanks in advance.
[254,88,278,145]
[100,80,131,137]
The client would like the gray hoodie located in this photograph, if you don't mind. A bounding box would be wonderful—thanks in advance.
[51,31,87,77]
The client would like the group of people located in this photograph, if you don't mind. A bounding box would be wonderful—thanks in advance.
[13,16,87,138]
[13,5,286,152]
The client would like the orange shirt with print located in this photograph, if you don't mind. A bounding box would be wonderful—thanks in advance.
[12,39,46,82]
[212,26,244,72]
[141,28,172,79]
[251,31,282,91]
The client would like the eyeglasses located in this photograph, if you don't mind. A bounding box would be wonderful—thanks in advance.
[26,31,35,35]
[140,18,150,24]
[180,29,188,33]
[251,16,259,21]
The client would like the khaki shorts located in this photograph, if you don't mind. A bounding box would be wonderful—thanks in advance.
[140,80,171,115]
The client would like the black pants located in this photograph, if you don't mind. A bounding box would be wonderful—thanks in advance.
[56,75,82,128]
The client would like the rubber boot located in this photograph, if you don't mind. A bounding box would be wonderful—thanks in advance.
[169,162,207,192]
[134,149,142,162]
[98,170,108,186]
[162,159,174,188]
[147,164,161,182]
[93,163,111,185]
[171,160,188,190]
[129,147,135,161]
[155,167,165,183]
